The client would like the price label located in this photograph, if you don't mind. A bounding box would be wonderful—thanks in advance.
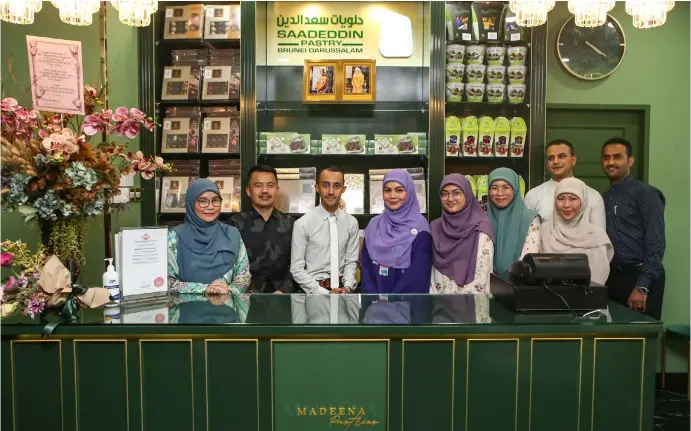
[204,120,211,130]
[462,33,472,41]
[165,8,173,18]
[163,121,171,130]
[206,7,215,17]
[511,33,521,41]
[488,32,498,40]
[164,69,172,79]
[204,68,212,79]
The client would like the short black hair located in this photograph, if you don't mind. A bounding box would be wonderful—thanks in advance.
[546,139,575,156]
[318,166,344,183]
[247,164,278,183]
[602,137,633,158]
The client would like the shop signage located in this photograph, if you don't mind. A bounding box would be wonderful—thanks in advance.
[295,405,381,427]
[262,2,426,67]
[26,36,85,115]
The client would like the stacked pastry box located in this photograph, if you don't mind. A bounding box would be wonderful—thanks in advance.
[463,174,525,211]
[161,49,241,103]
[368,168,426,214]
[257,133,428,155]
[161,106,239,155]
[159,160,241,214]
[163,4,240,40]
[445,115,526,157]
[273,168,316,214]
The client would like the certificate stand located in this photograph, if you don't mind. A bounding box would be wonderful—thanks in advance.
[115,226,170,304]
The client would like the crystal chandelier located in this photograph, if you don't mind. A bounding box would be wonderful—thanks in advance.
[0,0,42,25]
[509,0,556,27]
[568,0,615,27]
[52,0,101,26]
[625,0,675,28]
[111,0,158,27]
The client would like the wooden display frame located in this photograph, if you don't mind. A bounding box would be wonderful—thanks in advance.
[302,59,341,103]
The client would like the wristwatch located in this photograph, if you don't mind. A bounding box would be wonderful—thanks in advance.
[636,286,649,295]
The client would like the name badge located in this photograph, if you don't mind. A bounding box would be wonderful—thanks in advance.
[379,265,389,276]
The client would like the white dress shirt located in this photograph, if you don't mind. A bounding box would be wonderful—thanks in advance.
[524,179,606,229]
[290,205,360,294]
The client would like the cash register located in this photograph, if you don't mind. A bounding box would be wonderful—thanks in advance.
[490,253,608,312]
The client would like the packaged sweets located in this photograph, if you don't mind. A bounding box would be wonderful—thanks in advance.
[445,116,461,157]
[466,44,486,64]
[486,84,505,103]
[471,2,507,42]
[373,135,419,154]
[161,106,201,154]
[503,9,527,42]
[476,175,489,211]
[161,65,201,100]
[445,44,466,63]
[202,66,233,100]
[321,135,366,155]
[465,175,478,197]
[493,116,511,157]
[445,3,473,41]
[508,84,526,104]
[161,176,193,213]
[262,132,310,154]
[509,117,527,158]
[203,4,240,39]
[485,45,507,65]
[201,109,240,153]
[164,4,204,39]
[477,116,495,157]
[461,116,479,157]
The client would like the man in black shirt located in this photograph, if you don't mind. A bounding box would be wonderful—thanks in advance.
[230,165,296,293]
[601,138,666,319]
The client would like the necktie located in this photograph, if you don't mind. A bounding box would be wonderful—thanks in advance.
[328,214,339,289]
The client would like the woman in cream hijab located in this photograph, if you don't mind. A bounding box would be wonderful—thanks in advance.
[541,177,613,285]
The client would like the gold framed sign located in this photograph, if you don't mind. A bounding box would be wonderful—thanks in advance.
[302,60,340,103]
[341,59,376,103]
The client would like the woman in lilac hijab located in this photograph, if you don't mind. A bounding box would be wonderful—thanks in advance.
[430,174,495,294]
[361,170,433,294]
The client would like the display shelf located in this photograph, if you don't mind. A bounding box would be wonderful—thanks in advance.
[256,101,429,114]
[446,39,529,46]
[156,38,240,50]
[161,153,240,161]
[257,154,427,170]
[158,99,240,108]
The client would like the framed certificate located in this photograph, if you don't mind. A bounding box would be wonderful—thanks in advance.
[118,227,169,302]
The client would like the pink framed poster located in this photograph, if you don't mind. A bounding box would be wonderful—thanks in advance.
[26,36,85,115]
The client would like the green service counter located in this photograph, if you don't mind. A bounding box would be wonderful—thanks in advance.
[1,293,661,431]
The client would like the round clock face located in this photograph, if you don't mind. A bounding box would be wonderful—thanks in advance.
[557,15,626,81]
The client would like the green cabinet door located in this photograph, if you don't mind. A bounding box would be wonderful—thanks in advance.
[546,107,646,194]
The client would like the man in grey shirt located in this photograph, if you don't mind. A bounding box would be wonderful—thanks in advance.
[291,167,360,294]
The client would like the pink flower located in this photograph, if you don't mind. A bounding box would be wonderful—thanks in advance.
[98,109,113,121]
[129,108,146,121]
[1,97,19,112]
[25,295,46,319]
[0,252,13,267]
[84,85,98,97]
[111,107,129,122]
[141,170,155,180]
[3,276,16,291]
[115,119,140,139]
[82,114,106,136]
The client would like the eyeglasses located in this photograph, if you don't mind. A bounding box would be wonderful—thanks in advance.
[489,185,513,195]
[440,190,464,200]
[196,197,223,208]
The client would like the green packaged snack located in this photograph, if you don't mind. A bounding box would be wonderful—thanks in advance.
[471,2,507,42]
[477,116,495,157]
[321,134,366,154]
[518,175,526,198]
[461,116,479,157]
[476,175,489,211]
[264,133,310,154]
[465,175,478,198]
[509,117,527,158]
[446,2,473,41]
[373,134,419,154]
[445,116,461,157]
[494,116,511,157]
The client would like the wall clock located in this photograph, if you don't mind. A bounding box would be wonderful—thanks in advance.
[556,15,626,81]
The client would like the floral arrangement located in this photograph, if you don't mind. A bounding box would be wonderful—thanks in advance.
[1,240,48,318]
[1,85,170,265]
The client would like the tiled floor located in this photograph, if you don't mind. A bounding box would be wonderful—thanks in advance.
[655,390,690,430]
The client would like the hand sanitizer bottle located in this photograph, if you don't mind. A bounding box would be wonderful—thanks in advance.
[103,258,120,307]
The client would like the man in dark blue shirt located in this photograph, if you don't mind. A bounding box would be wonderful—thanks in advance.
[601,138,666,320]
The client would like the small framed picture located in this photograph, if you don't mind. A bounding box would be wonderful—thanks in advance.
[341,60,376,103]
[303,60,340,103]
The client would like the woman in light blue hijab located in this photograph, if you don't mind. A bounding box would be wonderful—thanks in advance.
[167,179,250,294]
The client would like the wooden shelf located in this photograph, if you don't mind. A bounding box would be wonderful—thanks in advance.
[158,99,240,108]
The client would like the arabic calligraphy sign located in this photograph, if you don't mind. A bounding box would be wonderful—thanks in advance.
[261,2,427,67]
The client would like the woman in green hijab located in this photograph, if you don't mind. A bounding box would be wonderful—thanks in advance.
[487,168,541,273]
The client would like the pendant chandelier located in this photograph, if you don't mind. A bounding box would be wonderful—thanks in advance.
[625,0,675,29]
[111,0,158,27]
[508,0,556,27]
[0,0,42,25]
[568,0,615,27]
[51,0,101,26]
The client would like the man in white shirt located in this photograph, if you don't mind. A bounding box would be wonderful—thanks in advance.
[291,167,360,294]
[524,139,606,229]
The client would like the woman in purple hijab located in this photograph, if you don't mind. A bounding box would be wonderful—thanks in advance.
[361,169,433,294]
[430,174,495,294]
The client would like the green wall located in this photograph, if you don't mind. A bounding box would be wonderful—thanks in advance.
[0,4,141,286]
[546,2,690,371]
